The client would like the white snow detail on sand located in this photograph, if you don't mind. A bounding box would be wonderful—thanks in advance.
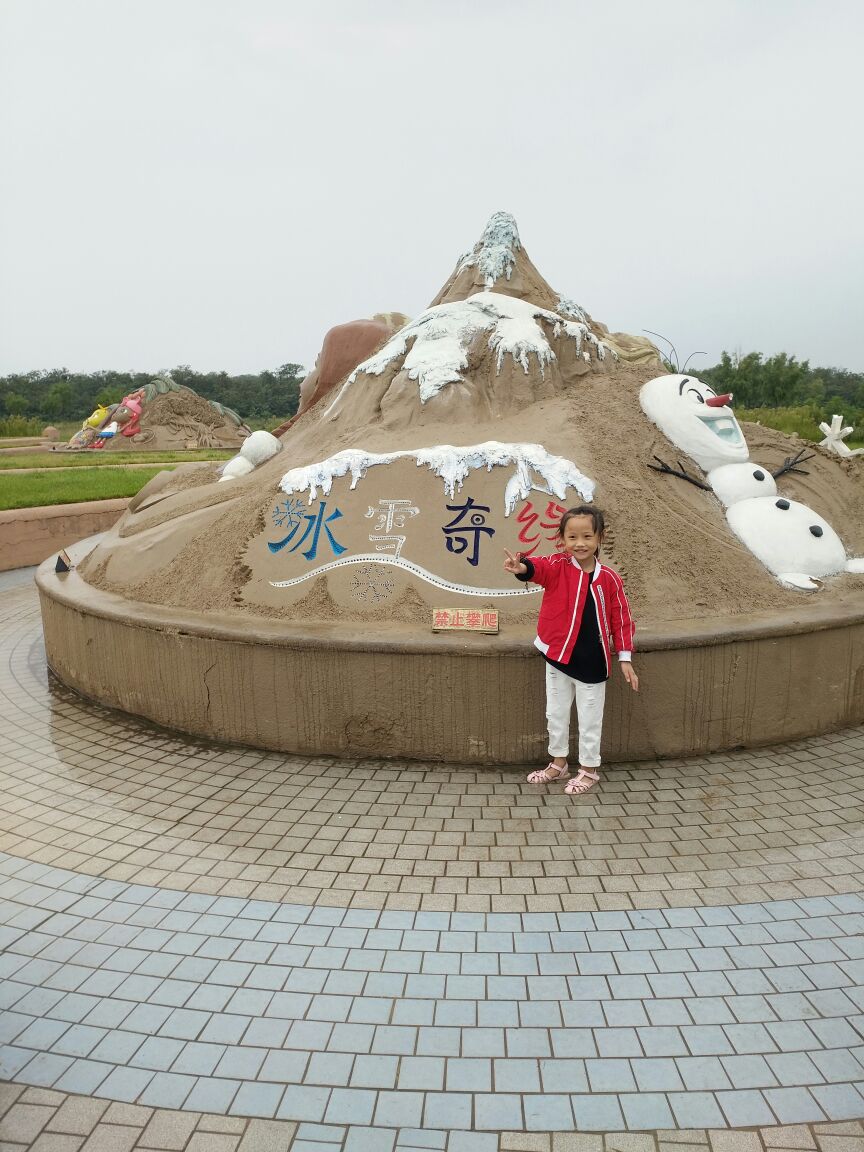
[325,291,610,412]
[279,442,595,514]
[557,295,588,324]
[456,211,521,286]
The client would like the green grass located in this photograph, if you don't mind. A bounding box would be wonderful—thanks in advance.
[0,467,181,510]
[737,406,863,449]
[0,449,231,470]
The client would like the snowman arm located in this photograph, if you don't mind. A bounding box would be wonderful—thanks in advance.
[647,455,711,491]
[771,448,815,479]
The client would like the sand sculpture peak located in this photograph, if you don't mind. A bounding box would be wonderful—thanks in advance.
[75,213,864,628]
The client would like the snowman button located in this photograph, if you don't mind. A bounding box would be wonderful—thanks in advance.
[753,469,766,481]
[776,499,790,510]
[810,525,824,537]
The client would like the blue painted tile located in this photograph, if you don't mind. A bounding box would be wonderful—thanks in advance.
[288,1020,334,1050]
[138,1070,196,1109]
[476,1001,518,1028]
[345,1127,396,1152]
[539,1057,588,1093]
[667,1090,726,1128]
[324,1087,377,1125]
[724,1022,777,1054]
[569,1093,622,1131]
[374,1088,424,1127]
[765,1051,824,1086]
[17,1051,73,1087]
[423,1090,472,1129]
[433,1002,474,1031]
[631,1057,684,1092]
[721,1053,778,1089]
[462,1028,505,1058]
[595,1028,642,1057]
[416,1027,460,1057]
[810,1081,864,1121]
[170,1041,225,1076]
[259,1049,309,1081]
[392,999,434,1027]
[306,1051,355,1086]
[328,1022,376,1053]
[277,1083,331,1122]
[214,1046,267,1080]
[716,1089,778,1126]
[448,1133,498,1152]
[53,1057,113,1095]
[518,1002,562,1029]
[350,1053,398,1089]
[763,1086,827,1123]
[446,1058,491,1092]
[676,1055,733,1091]
[474,1092,522,1130]
[550,1029,596,1058]
[94,1064,156,1102]
[620,1092,675,1130]
[199,1013,250,1045]
[130,1035,186,1071]
[229,1080,284,1117]
[505,1028,551,1057]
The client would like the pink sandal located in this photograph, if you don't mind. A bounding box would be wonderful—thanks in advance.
[527,761,570,784]
[564,769,600,795]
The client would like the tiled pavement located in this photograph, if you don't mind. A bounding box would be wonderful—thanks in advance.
[2,571,864,1148]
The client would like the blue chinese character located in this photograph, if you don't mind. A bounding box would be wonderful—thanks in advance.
[269,500,347,560]
[442,497,494,567]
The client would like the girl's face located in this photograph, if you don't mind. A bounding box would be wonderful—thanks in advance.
[560,514,602,564]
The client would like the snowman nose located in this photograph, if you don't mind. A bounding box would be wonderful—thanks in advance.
[705,393,733,408]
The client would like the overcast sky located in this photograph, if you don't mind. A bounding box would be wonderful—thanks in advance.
[1,0,862,378]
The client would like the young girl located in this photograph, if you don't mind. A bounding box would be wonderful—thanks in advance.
[503,505,638,795]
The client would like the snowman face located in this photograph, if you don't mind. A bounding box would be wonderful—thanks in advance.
[707,462,777,507]
[726,497,847,578]
[640,374,749,472]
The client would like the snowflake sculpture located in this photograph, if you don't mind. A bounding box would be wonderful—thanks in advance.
[272,497,305,529]
[818,413,864,458]
[350,564,395,603]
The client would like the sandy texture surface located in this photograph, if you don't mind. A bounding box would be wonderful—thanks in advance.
[78,226,864,630]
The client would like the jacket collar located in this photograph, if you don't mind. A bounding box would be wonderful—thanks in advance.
[569,557,603,577]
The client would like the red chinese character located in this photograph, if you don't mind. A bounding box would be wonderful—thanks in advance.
[466,611,482,628]
[451,609,466,627]
[516,500,567,556]
[433,609,451,628]
[482,611,498,629]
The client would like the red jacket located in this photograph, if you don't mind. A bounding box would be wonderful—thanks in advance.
[520,555,635,674]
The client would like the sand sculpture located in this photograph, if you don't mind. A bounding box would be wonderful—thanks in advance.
[819,412,864,458]
[269,313,411,439]
[641,374,864,590]
[65,373,250,451]
[38,212,864,761]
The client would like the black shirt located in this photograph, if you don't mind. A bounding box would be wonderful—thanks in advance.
[518,559,607,683]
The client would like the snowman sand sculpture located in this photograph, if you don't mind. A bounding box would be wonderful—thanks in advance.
[641,374,864,590]
[35,213,864,761]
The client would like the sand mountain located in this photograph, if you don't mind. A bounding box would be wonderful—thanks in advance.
[76,214,864,627]
[318,212,657,431]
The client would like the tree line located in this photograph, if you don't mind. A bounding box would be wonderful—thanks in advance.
[0,353,862,428]
[0,363,305,424]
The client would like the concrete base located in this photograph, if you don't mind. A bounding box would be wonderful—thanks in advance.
[36,544,864,764]
[0,500,129,572]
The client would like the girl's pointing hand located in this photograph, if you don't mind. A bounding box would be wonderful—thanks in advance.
[503,549,527,575]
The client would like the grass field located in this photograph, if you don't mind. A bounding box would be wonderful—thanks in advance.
[0,467,179,511]
[0,449,231,470]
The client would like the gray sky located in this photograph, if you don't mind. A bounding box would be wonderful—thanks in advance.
[1,0,862,377]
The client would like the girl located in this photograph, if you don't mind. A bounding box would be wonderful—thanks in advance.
[503,505,638,795]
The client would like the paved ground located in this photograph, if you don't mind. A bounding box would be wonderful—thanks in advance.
[1,569,863,1149]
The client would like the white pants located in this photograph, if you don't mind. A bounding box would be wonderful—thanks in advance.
[545,663,606,768]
